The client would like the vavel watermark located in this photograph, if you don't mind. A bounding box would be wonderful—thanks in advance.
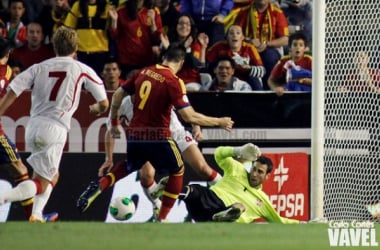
[328,220,378,247]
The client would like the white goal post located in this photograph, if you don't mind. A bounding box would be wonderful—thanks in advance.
[312,0,380,221]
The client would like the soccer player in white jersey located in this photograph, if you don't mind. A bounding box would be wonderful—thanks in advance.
[77,95,222,219]
[0,26,109,222]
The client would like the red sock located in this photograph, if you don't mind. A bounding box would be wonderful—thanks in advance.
[207,170,218,182]
[158,168,184,220]
[33,178,43,195]
[99,160,128,191]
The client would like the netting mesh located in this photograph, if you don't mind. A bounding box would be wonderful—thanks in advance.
[324,0,380,221]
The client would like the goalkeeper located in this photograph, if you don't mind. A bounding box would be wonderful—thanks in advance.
[178,143,300,223]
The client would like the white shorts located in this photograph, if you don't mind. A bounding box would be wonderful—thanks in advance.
[26,117,67,181]
[172,129,197,153]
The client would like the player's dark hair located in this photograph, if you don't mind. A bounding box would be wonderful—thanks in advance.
[256,156,273,174]
[162,42,186,62]
[289,32,308,47]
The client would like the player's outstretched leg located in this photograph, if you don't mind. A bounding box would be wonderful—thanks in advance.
[77,180,102,212]
[77,160,129,212]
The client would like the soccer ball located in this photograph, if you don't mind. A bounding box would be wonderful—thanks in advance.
[109,197,135,221]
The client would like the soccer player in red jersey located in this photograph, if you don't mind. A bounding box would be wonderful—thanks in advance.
[78,44,234,221]
[0,37,34,220]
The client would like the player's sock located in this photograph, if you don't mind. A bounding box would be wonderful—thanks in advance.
[99,160,128,191]
[0,179,38,203]
[20,197,34,219]
[31,183,53,220]
[158,169,184,221]
[142,181,162,209]
[207,170,222,186]
[14,173,34,219]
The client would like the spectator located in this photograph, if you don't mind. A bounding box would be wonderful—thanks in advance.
[108,0,163,78]
[202,56,252,91]
[153,0,180,36]
[37,0,71,43]
[224,0,289,89]
[64,0,112,75]
[161,14,208,90]
[268,32,312,96]
[207,24,265,90]
[278,0,312,47]
[180,0,234,46]
[101,56,124,91]
[10,22,55,70]
[7,59,23,80]
[233,0,253,9]
[0,0,27,48]
[340,50,380,93]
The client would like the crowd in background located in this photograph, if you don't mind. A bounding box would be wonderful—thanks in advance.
[0,0,314,94]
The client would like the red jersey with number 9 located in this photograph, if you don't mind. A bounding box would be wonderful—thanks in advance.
[122,64,191,139]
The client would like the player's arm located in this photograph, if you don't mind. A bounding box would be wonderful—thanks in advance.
[98,129,115,177]
[0,89,18,116]
[109,87,129,138]
[89,99,109,115]
[177,106,234,131]
[191,124,203,141]
[261,197,300,224]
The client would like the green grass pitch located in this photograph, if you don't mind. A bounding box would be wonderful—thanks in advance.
[1,222,379,250]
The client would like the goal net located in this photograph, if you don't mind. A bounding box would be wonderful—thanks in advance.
[322,0,380,221]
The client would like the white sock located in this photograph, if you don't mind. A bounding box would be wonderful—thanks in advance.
[143,183,161,209]
[207,173,222,186]
[31,184,53,219]
[1,180,37,203]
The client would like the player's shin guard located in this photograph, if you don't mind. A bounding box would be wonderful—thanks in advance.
[99,160,128,190]
[14,173,34,219]
[158,168,184,220]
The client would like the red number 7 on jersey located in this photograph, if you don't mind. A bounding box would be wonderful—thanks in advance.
[49,71,67,101]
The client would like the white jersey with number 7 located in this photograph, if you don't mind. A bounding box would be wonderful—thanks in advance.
[8,56,107,130]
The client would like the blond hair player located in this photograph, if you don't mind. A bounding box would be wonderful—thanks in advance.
[0,26,109,222]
